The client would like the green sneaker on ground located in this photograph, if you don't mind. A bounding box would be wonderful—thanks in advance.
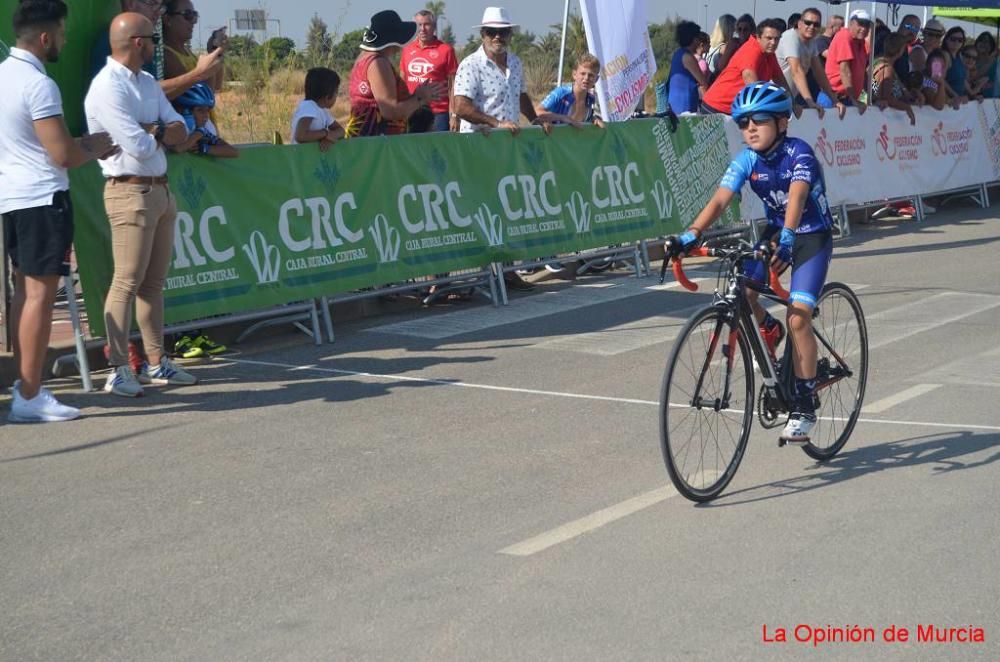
[173,335,205,359]
[192,334,228,355]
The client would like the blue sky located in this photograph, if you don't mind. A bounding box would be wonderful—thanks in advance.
[192,2,987,52]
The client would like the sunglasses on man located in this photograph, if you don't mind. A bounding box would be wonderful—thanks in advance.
[801,19,821,28]
[736,113,778,130]
[483,27,512,38]
[130,33,162,44]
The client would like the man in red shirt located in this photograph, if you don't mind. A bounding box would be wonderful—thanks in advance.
[400,9,458,131]
[702,18,792,114]
[819,9,871,111]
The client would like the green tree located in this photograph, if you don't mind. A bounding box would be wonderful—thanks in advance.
[440,23,456,46]
[305,13,332,65]
[330,28,366,67]
[227,34,259,59]
[459,33,480,60]
[424,1,446,20]
[510,30,536,56]
[262,37,296,63]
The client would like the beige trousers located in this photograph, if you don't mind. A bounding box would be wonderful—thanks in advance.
[102,180,177,367]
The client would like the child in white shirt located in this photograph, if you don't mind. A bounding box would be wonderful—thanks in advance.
[291,67,344,151]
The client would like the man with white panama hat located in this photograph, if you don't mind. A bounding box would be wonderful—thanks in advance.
[453,6,558,136]
[453,7,560,293]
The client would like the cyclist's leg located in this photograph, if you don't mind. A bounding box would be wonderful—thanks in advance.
[781,230,833,441]
[741,226,777,325]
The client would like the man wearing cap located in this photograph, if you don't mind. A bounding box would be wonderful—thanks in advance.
[819,9,870,111]
[400,10,458,132]
[910,19,945,74]
[453,7,556,135]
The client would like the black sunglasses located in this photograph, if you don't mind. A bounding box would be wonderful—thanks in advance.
[801,19,821,28]
[736,113,777,130]
[131,34,161,44]
[483,27,512,38]
[948,36,966,43]
[168,9,199,21]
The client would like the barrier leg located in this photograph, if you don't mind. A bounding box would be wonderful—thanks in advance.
[838,204,851,237]
[320,296,335,343]
[487,268,500,307]
[493,262,509,306]
[64,274,93,392]
[983,184,991,209]
[915,196,926,222]
[309,300,322,346]
[639,240,651,277]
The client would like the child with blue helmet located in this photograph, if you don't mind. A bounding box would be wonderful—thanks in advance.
[171,83,238,158]
[667,81,836,444]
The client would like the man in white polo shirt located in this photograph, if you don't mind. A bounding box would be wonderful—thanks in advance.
[0,0,116,423]
[85,11,196,398]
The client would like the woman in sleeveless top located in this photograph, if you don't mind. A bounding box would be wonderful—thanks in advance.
[163,0,223,93]
[872,33,916,125]
[346,11,444,137]
[668,21,710,114]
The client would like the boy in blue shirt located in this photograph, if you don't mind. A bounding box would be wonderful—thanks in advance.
[667,81,834,443]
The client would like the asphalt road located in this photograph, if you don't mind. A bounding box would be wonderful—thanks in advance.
[2,202,999,661]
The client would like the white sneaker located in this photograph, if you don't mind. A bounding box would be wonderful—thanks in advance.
[104,364,144,397]
[779,413,816,446]
[136,362,152,385]
[148,356,198,385]
[9,383,81,423]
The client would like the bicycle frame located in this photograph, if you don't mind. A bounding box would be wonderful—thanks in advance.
[666,239,853,418]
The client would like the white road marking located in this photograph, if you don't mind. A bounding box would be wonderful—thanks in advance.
[498,486,680,556]
[227,358,1000,432]
[862,383,943,413]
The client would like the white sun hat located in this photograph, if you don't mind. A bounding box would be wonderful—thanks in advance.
[475,7,519,29]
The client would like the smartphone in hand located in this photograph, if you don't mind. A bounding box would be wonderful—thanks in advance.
[207,27,226,53]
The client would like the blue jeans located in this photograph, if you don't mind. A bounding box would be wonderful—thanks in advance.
[432,112,450,132]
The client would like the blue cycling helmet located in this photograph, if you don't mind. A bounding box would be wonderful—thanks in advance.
[730,81,791,120]
[175,83,216,109]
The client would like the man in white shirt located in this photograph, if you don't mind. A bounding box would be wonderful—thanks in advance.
[453,7,559,292]
[453,7,555,136]
[0,0,116,423]
[85,11,197,398]
[776,7,845,119]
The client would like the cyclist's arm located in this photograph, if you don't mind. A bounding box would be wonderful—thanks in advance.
[689,186,738,236]
[783,181,810,232]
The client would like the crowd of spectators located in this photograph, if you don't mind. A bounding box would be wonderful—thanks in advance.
[666,7,997,123]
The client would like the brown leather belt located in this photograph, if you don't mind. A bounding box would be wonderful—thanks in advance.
[107,175,168,185]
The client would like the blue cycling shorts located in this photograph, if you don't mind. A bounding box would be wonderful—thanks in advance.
[743,228,833,308]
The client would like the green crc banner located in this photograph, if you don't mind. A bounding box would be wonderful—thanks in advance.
[70,118,738,335]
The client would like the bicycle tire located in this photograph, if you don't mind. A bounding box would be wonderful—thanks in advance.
[803,282,869,461]
[660,305,755,502]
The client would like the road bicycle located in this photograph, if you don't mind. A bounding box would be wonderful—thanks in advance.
[657,228,869,502]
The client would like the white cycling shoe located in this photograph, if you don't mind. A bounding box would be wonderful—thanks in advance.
[779,413,816,446]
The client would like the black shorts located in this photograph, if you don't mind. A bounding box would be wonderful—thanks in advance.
[2,190,74,277]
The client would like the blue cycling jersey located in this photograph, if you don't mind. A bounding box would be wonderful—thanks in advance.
[719,137,835,234]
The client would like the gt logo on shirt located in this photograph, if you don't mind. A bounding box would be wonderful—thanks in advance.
[407,58,435,77]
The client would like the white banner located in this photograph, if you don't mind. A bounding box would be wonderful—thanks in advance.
[578,0,656,122]
[721,101,1000,220]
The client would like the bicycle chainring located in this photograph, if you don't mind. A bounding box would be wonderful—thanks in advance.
[757,385,784,429]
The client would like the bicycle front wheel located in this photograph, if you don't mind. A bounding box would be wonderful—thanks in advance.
[803,282,869,460]
[660,306,754,502]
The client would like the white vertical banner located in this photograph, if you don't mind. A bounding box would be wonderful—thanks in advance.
[578,0,656,122]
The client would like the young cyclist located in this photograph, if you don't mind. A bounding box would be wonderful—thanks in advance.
[666,81,834,444]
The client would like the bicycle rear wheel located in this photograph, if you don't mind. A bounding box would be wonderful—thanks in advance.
[660,306,754,502]
[803,282,869,460]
